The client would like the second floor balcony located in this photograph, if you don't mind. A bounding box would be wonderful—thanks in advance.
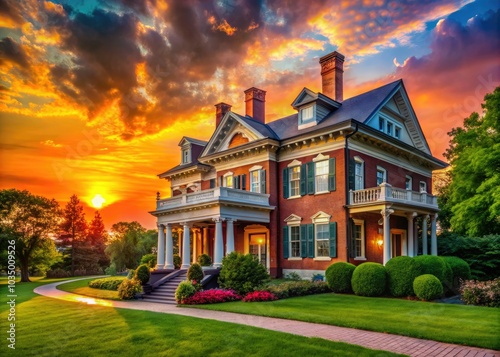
[349,183,438,210]
[155,187,272,212]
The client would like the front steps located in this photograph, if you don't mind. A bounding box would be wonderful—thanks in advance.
[142,270,187,304]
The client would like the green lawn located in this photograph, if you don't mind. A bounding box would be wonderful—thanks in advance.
[57,277,123,300]
[189,293,500,350]
[0,279,403,357]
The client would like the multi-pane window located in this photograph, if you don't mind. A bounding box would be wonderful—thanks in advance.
[386,122,393,136]
[379,117,385,131]
[353,220,365,258]
[395,126,401,139]
[316,224,330,257]
[419,181,427,193]
[315,160,328,193]
[250,170,260,192]
[182,149,190,164]
[301,106,314,122]
[405,176,412,190]
[289,166,300,197]
[290,226,300,257]
[376,167,386,186]
[354,160,364,190]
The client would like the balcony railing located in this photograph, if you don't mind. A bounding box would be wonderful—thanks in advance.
[156,187,271,211]
[349,183,438,208]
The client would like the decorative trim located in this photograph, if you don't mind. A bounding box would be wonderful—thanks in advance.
[287,159,302,167]
[284,214,302,224]
[223,171,234,177]
[311,211,331,222]
[249,165,263,171]
[312,153,330,162]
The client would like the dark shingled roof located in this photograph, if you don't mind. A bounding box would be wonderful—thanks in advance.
[267,79,402,140]
[233,113,280,140]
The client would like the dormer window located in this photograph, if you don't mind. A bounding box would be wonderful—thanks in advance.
[182,148,191,164]
[300,105,315,123]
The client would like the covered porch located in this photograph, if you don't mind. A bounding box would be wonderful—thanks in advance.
[348,183,439,265]
[150,187,275,269]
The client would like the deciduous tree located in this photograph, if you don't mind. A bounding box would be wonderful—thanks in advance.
[441,87,500,236]
[0,189,60,282]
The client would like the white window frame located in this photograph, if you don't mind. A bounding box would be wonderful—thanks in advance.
[405,175,413,190]
[181,147,191,164]
[289,165,301,197]
[353,219,366,260]
[379,117,385,131]
[419,181,427,193]
[289,225,301,258]
[315,160,329,193]
[386,121,393,136]
[223,172,234,188]
[250,170,261,193]
[395,126,402,139]
[354,156,364,190]
[300,105,315,124]
[311,211,331,258]
[376,166,387,186]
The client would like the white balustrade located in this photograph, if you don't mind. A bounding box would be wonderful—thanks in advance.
[350,184,438,209]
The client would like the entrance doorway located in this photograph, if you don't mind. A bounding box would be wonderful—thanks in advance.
[391,229,406,257]
[249,233,267,267]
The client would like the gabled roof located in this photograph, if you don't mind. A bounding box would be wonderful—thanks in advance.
[178,136,208,147]
[267,80,401,140]
[291,87,341,111]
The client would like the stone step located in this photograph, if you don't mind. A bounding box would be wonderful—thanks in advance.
[144,273,188,303]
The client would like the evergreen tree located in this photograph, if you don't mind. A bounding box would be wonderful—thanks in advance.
[60,194,87,275]
[87,211,109,268]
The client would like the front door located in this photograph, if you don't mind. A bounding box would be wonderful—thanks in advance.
[249,233,267,267]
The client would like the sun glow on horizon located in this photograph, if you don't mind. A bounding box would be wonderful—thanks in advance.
[91,194,106,208]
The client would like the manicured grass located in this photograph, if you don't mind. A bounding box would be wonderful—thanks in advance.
[57,277,123,300]
[0,279,403,357]
[189,293,500,350]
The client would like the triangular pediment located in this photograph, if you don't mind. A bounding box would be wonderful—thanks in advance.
[291,88,318,109]
[284,214,302,223]
[364,82,431,155]
[200,112,266,157]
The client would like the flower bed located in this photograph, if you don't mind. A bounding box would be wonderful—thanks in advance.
[243,290,278,302]
[182,289,241,305]
[460,278,500,307]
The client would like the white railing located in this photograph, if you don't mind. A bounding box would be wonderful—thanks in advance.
[349,183,438,208]
[156,187,270,210]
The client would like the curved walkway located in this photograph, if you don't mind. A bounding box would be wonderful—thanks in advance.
[35,278,499,357]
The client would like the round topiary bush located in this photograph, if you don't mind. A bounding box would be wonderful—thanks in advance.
[197,254,212,267]
[219,252,270,295]
[413,255,448,283]
[325,262,356,293]
[140,253,157,268]
[441,256,472,288]
[175,280,196,304]
[413,274,443,301]
[351,262,387,297]
[187,263,204,283]
[385,256,423,297]
[173,254,181,269]
[134,264,151,285]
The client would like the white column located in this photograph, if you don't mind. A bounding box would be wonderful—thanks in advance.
[181,223,191,269]
[422,215,429,255]
[414,220,419,255]
[381,208,394,265]
[213,217,224,268]
[178,229,182,257]
[156,224,165,269]
[192,229,198,263]
[226,219,235,254]
[164,224,174,269]
[203,227,209,254]
[407,212,417,257]
[431,213,438,256]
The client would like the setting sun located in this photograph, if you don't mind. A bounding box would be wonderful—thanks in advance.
[91,194,106,209]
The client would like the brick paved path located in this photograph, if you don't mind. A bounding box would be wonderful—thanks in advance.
[35,278,500,357]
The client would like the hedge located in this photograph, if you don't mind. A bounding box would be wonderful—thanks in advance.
[351,263,387,297]
[385,256,423,297]
[325,262,356,293]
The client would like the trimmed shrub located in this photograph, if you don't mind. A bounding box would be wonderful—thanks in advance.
[218,252,270,295]
[134,264,151,285]
[413,274,443,301]
[285,271,302,281]
[460,278,500,307]
[175,280,196,304]
[197,254,212,267]
[117,278,141,300]
[182,289,241,305]
[325,262,356,293]
[243,290,278,302]
[126,269,135,279]
[46,269,71,278]
[385,256,423,297]
[441,256,472,288]
[173,254,181,269]
[351,263,387,297]
[105,263,117,276]
[413,255,448,283]
[88,277,125,291]
[187,263,204,283]
[265,281,331,299]
[140,254,157,268]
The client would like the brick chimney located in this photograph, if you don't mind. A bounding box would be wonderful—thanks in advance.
[215,102,232,127]
[244,87,266,123]
[319,51,345,102]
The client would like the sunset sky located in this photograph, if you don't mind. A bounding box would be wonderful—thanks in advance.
[1,0,499,230]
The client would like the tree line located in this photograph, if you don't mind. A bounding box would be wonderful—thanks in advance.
[0,191,156,282]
